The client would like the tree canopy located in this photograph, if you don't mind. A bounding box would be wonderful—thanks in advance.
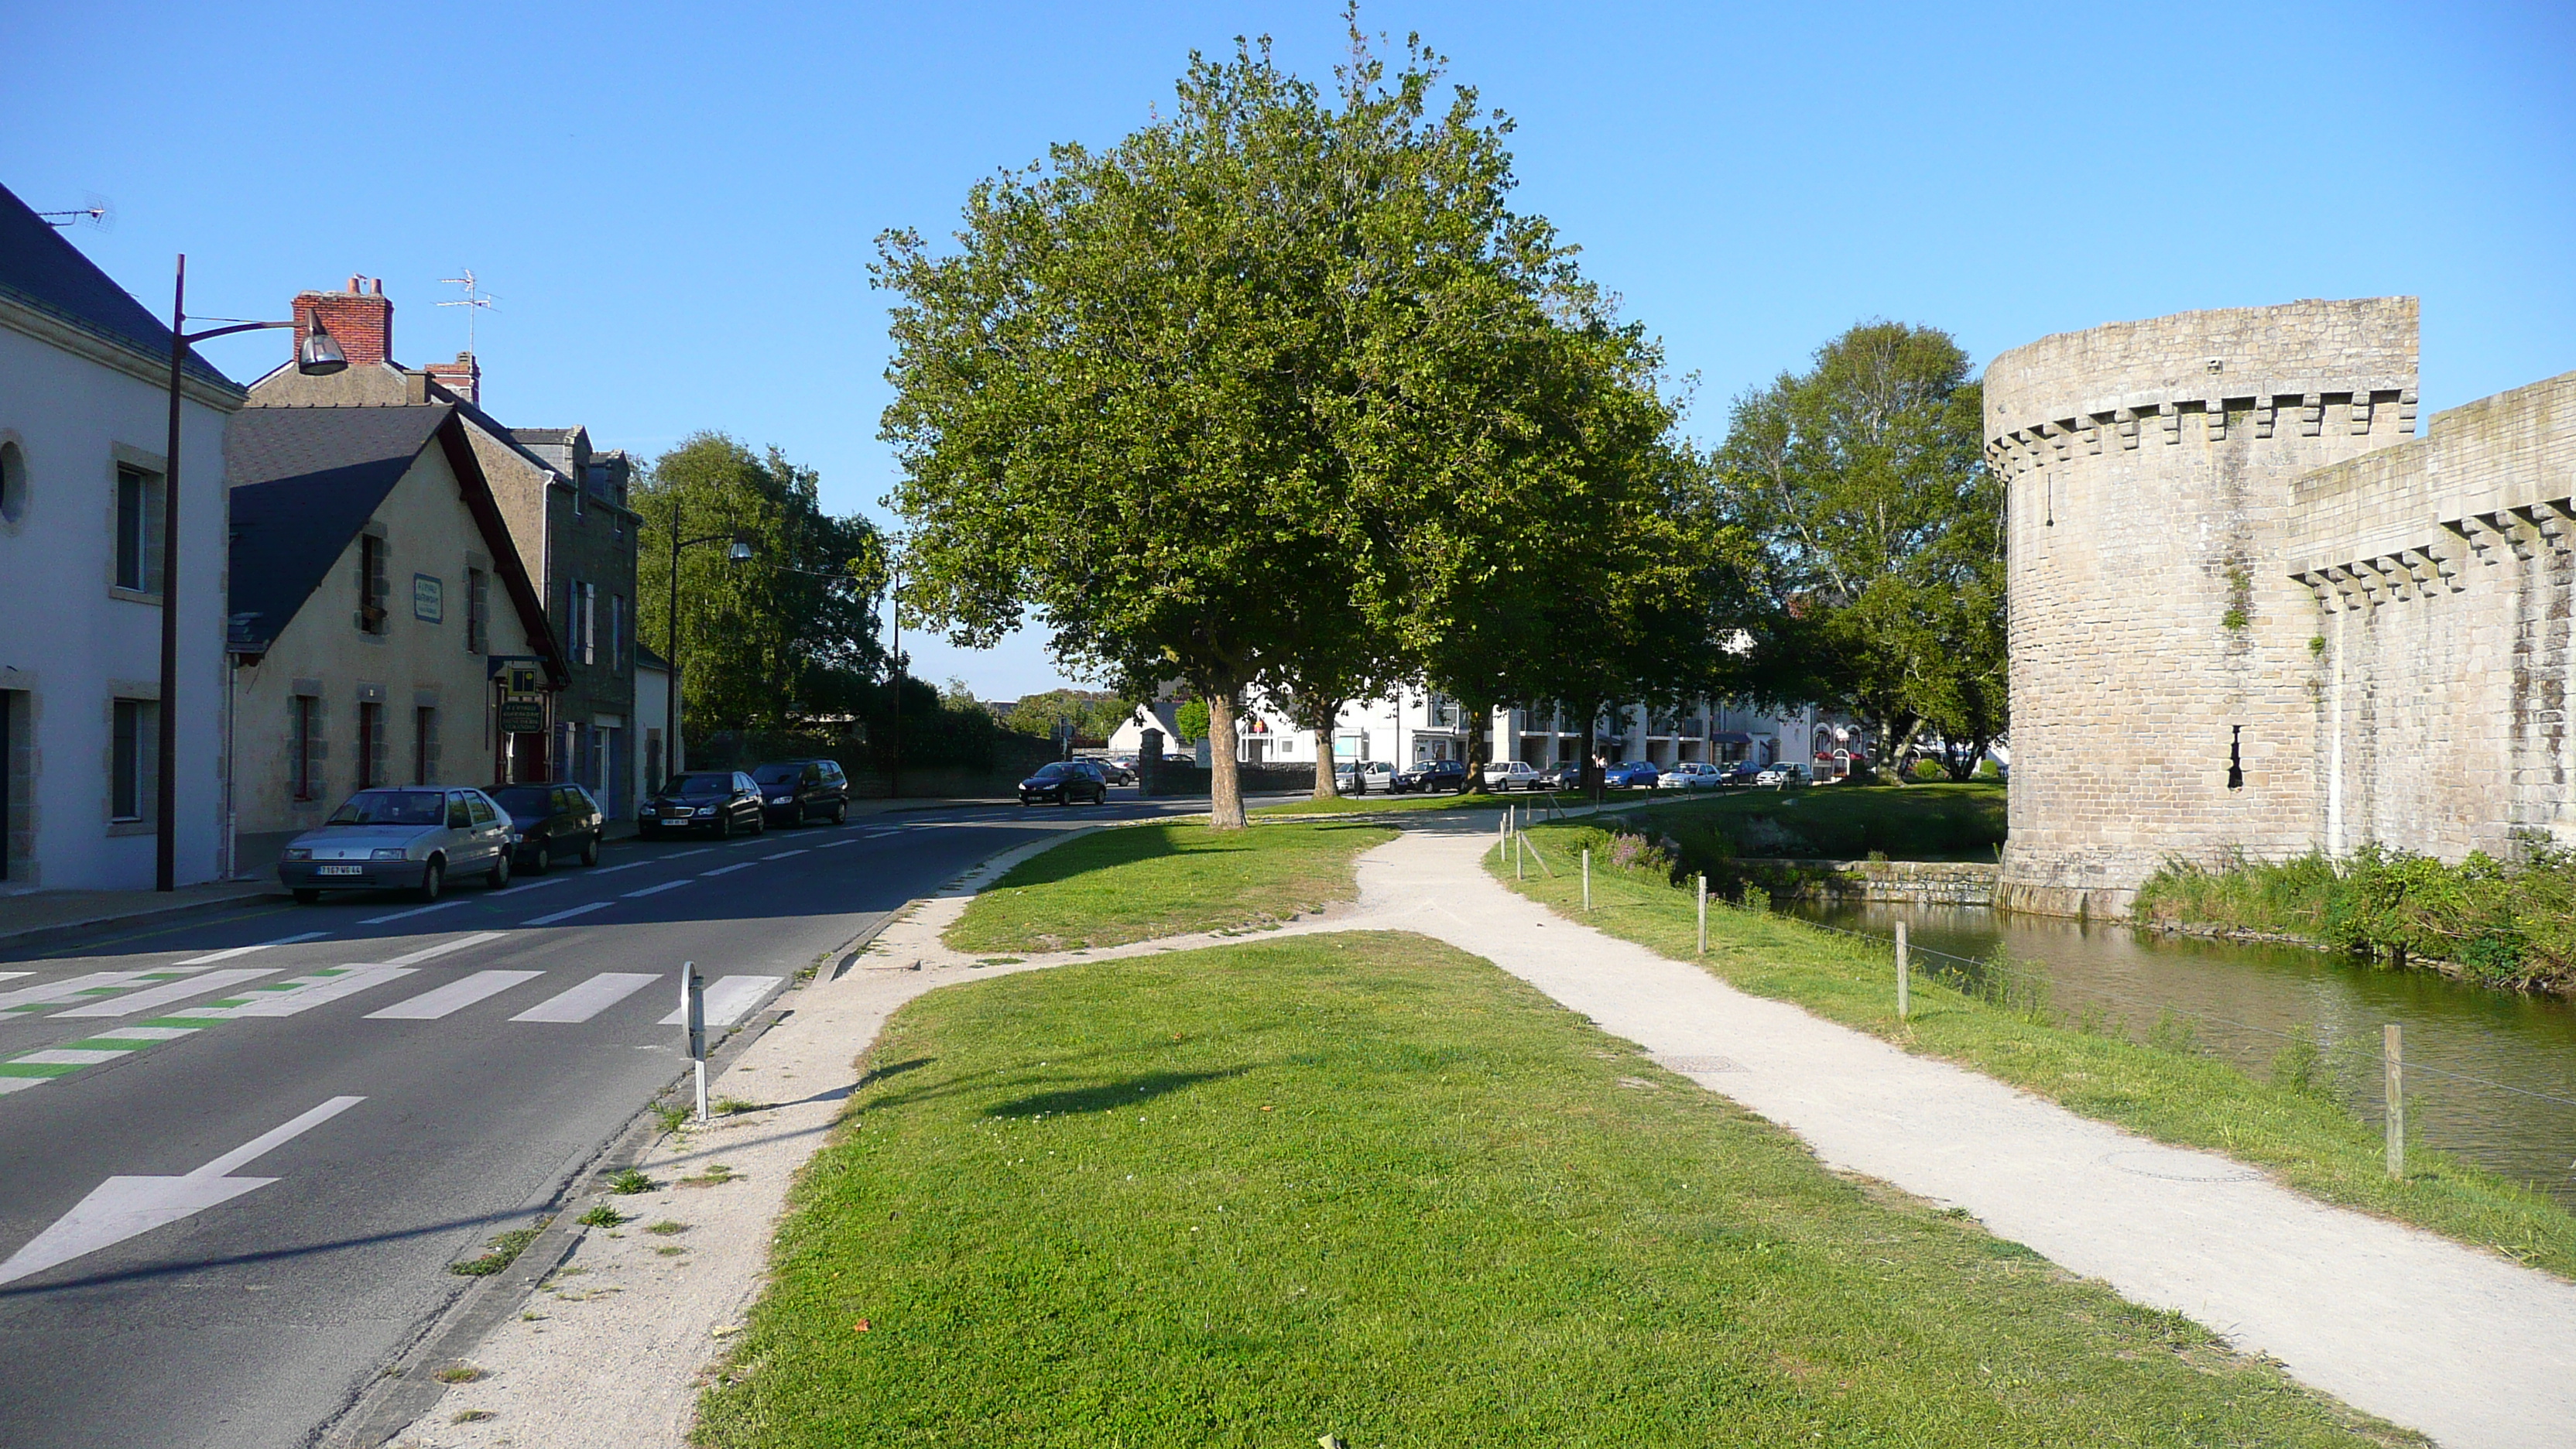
[636,433,885,732]
[1713,322,2001,779]
[876,23,1694,825]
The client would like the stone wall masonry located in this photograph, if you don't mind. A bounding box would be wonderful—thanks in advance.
[1751,858,1999,907]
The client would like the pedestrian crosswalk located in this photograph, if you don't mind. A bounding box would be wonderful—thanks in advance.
[510,971,657,1023]
[365,970,543,1020]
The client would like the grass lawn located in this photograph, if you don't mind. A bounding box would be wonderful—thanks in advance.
[944,820,1396,953]
[1504,822,2576,1281]
[1255,789,1584,817]
[1601,781,2007,862]
[696,934,2408,1448]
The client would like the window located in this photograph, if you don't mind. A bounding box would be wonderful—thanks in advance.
[580,582,597,666]
[466,793,498,827]
[414,707,439,785]
[355,701,385,790]
[608,594,624,673]
[115,466,154,591]
[358,534,389,633]
[111,698,153,822]
[465,568,489,654]
[0,439,26,525]
[291,695,320,801]
[446,791,472,829]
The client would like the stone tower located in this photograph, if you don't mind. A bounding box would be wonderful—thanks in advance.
[1983,299,2420,915]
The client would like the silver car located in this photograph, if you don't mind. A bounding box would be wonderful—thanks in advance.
[279,786,516,903]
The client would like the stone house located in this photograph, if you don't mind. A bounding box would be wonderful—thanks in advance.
[0,181,241,890]
[242,279,644,818]
[224,404,563,868]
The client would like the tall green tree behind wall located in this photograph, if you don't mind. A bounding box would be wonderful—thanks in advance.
[635,432,886,732]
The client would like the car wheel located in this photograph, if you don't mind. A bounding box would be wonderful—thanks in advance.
[718,813,734,840]
[579,832,601,867]
[293,888,322,905]
[526,839,551,874]
[487,849,512,889]
[419,858,444,903]
[830,801,848,825]
[752,810,767,834]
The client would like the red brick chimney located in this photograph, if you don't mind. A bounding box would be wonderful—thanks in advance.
[291,276,392,367]
[426,351,481,406]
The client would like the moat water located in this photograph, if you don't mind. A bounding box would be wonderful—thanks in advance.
[1790,899,2576,1208]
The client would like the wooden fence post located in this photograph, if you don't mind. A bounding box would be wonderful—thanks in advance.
[2384,1022,2405,1180]
[1896,921,1910,1021]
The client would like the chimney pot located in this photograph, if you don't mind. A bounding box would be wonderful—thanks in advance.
[370,278,382,295]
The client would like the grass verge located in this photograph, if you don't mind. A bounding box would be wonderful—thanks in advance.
[697,934,2410,1447]
[1505,821,2576,1280]
[945,820,1395,952]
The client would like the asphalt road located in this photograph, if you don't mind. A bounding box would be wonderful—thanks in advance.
[0,791,1211,1449]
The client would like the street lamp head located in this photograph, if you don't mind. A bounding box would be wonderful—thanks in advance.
[296,324,348,376]
[727,539,755,564]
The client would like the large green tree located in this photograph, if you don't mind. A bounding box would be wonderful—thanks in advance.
[1714,322,2001,780]
[876,23,1631,827]
[636,433,885,732]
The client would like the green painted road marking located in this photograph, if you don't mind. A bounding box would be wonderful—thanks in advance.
[0,1062,84,1078]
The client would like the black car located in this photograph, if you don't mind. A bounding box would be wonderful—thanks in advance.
[639,770,768,838]
[751,759,851,826]
[1019,760,1109,806]
[1391,759,1469,793]
[490,782,606,871]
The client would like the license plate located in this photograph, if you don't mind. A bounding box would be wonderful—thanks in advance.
[663,815,694,824]
[317,864,364,877]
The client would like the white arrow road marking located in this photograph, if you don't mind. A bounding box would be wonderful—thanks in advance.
[657,975,783,1029]
[0,1095,364,1287]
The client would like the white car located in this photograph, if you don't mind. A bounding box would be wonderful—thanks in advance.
[1482,760,1543,791]
[1657,762,1725,790]
[1755,763,1808,786]
[1334,760,1397,793]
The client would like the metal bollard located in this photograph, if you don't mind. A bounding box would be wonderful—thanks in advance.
[1895,922,1910,1020]
[683,962,709,1123]
[2384,1023,2405,1180]
[1696,873,1707,956]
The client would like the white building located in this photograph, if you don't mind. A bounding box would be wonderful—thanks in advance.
[0,184,242,890]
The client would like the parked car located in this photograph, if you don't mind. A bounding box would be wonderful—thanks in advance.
[1020,759,1110,806]
[751,759,851,827]
[280,786,515,903]
[1536,760,1588,791]
[1097,755,1139,786]
[1482,760,1545,791]
[1754,762,1808,787]
[1334,759,1397,793]
[1658,762,1725,790]
[639,771,768,838]
[1392,759,1469,793]
[1601,759,1663,790]
[489,782,605,872]
[1718,762,1766,786]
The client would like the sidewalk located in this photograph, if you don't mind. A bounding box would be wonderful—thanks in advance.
[0,877,282,954]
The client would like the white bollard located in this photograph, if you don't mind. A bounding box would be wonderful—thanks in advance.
[683,961,709,1122]
[1582,849,1591,912]
[1895,923,1910,1019]
[2384,1023,2405,1180]
[1696,873,1707,957]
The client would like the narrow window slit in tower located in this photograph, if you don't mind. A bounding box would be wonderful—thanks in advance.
[2228,726,2244,791]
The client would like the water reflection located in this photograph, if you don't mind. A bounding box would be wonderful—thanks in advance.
[1793,899,2576,1206]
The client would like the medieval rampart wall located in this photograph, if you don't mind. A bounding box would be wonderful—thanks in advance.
[1985,299,2419,916]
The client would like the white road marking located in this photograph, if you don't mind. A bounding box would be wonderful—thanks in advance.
[700,862,754,877]
[14,1048,131,1067]
[657,975,783,1029]
[485,878,567,898]
[0,972,160,1012]
[359,899,469,925]
[386,932,507,966]
[662,848,713,860]
[587,861,649,875]
[524,902,611,927]
[259,930,334,947]
[0,972,28,984]
[366,970,543,1020]
[0,1096,364,1286]
[79,1026,194,1042]
[762,849,808,861]
[511,971,658,1023]
[53,969,279,1019]
[815,839,858,849]
[173,930,334,966]
[179,965,416,1019]
[622,880,690,899]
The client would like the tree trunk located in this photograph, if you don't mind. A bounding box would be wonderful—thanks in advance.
[1311,718,1341,801]
[1208,688,1248,829]
[1461,700,1493,793]
[1577,706,1601,795]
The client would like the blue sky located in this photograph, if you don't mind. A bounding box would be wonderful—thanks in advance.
[9,2,2567,697]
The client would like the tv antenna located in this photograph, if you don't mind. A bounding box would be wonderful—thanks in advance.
[436,269,498,351]
[38,194,115,231]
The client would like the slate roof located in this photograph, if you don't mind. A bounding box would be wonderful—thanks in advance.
[509,427,580,447]
[0,180,237,390]
[225,406,451,652]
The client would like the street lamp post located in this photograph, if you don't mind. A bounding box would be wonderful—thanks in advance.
[659,501,752,793]
[886,555,903,800]
[155,255,346,891]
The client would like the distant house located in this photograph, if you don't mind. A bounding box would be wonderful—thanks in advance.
[243,278,643,817]
[224,404,563,869]
[0,181,243,889]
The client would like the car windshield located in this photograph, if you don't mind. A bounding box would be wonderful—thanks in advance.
[492,786,552,814]
[752,764,803,786]
[667,773,733,797]
[1031,763,1072,779]
[326,790,447,827]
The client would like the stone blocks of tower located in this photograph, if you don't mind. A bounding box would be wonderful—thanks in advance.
[1985,299,2420,916]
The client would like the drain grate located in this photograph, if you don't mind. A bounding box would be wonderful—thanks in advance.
[1653,1054,1744,1074]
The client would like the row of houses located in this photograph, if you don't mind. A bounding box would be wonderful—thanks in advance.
[0,183,679,893]
[1112,691,1877,778]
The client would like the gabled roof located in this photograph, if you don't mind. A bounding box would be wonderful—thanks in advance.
[0,180,235,391]
[225,403,565,681]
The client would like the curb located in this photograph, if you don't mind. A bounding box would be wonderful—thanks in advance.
[0,888,283,957]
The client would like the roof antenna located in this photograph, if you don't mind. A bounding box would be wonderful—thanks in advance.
[436,269,498,352]
[37,194,115,231]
